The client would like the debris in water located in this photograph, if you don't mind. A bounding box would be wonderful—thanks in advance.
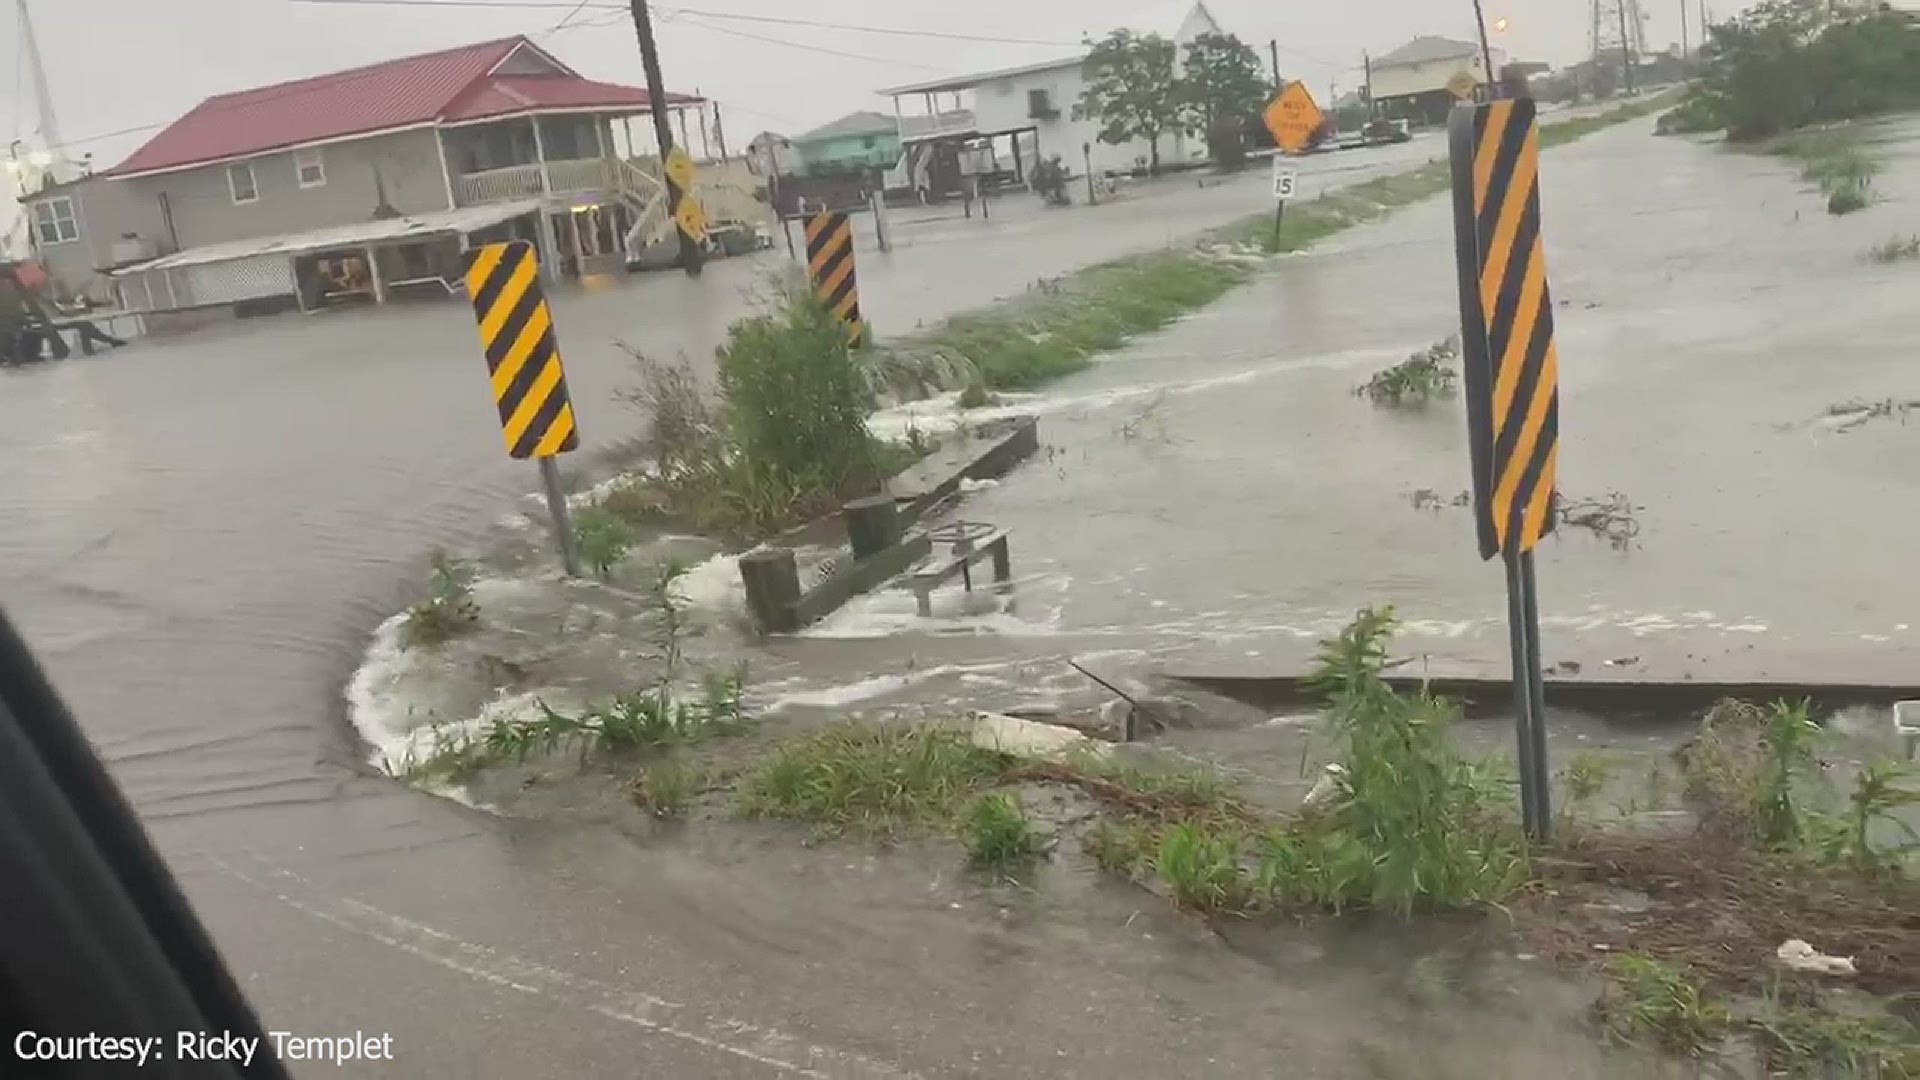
[1775,939,1857,977]
[1820,397,1920,433]
[1605,656,1641,668]
[1552,491,1642,550]
[1301,763,1348,813]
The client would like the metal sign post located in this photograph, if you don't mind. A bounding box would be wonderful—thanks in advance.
[1270,159,1299,249]
[803,210,868,347]
[461,239,583,578]
[1447,97,1563,838]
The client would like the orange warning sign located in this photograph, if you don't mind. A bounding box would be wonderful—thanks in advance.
[1263,81,1325,155]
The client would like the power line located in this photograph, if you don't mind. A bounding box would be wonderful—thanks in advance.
[667,14,944,71]
[284,0,1082,47]
[668,8,1078,47]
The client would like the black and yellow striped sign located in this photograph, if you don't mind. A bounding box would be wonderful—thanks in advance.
[803,211,866,346]
[462,240,580,460]
[1448,98,1559,560]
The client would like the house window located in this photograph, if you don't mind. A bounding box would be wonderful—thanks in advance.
[228,162,258,204]
[861,135,877,150]
[295,148,326,188]
[31,197,79,245]
[1027,88,1057,118]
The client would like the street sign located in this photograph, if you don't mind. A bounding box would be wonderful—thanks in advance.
[663,146,696,192]
[462,239,582,575]
[1271,160,1299,201]
[803,211,866,347]
[1447,69,1480,100]
[1263,81,1325,155]
[1447,97,1563,839]
[674,195,708,241]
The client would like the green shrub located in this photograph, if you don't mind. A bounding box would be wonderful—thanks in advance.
[401,550,480,647]
[633,761,695,819]
[963,792,1044,867]
[573,506,635,577]
[1155,822,1250,911]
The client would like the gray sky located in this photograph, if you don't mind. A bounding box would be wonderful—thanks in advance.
[4,0,1710,171]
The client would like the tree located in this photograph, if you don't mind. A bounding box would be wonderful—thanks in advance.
[1177,33,1270,166]
[1074,30,1180,174]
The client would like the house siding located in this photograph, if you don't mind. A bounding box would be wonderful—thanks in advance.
[972,65,1192,175]
[23,177,171,302]
[127,128,452,249]
[1370,49,1505,101]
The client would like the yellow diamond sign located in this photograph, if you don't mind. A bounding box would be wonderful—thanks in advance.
[1263,81,1325,155]
[663,147,696,192]
[674,195,708,241]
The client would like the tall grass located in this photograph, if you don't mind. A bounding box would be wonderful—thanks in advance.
[400,550,480,648]
[736,724,1011,836]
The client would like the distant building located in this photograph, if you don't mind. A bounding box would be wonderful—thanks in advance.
[789,112,903,176]
[1369,36,1507,125]
[744,132,795,178]
[19,36,706,308]
[879,1,1226,186]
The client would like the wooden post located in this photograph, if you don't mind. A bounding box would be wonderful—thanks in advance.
[843,495,900,560]
[739,548,801,634]
[366,246,387,304]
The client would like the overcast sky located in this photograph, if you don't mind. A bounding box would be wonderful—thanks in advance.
[3,0,1720,174]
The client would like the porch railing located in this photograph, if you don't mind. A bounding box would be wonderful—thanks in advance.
[451,158,621,207]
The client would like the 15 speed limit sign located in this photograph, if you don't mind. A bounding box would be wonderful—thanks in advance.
[1272,160,1300,201]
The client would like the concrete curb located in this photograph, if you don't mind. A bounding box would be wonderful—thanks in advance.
[1169,672,1920,721]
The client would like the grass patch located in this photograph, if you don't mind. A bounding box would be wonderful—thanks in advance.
[1770,129,1880,214]
[1867,234,1920,263]
[633,760,696,819]
[736,724,1011,837]
[482,675,749,763]
[400,550,480,648]
[963,792,1045,868]
[1356,338,1459,407]
[1538,95,1679,148]
[1751,992,1920,1078]
[1596,954,1731,1055]
[1155,822,1253,911]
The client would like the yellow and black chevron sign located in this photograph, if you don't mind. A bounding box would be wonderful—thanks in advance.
[462,240,580,460]
[1449,97,1560,561]
[803,210,866,346]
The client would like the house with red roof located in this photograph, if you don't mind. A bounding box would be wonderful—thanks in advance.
[20,36,704,309]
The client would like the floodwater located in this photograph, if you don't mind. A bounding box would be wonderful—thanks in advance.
[823,114,1920,700]
[0,135,1620,1078]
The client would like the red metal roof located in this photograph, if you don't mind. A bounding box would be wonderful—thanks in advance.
[104,37,690,178]
[440,75,700,124]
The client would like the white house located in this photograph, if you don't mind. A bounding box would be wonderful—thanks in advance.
[877,2,1226,184]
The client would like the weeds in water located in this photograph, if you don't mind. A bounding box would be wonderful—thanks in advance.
[1356,338,1459,407]
[1303,607,1528,914]
[1773,130,1881,215]
[737,724,1011,837]
[963,792,1044,868]
[1680,698,1813,842]
[1813,760,1920,876]
[573,506,635,578]
[1085,819,1153,875]
[1867,234,1920,264]
[1596,955,1729,1055]
[390,721,488,784]
[1560,751,1617,818]
[1553,491,1643,550]
[479,680,748,766]
[1757,700,1822,847]
[401,550,480,648]
[1155,822,1250,911]
[633,760,696,819]
[1751,990,1920,1078]
[957,377,993,410]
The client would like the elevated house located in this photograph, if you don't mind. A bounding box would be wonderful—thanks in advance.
[789,112,903,176]
[19,36,705,311]
[878,2,1225,190]
[1368,36,1508,125]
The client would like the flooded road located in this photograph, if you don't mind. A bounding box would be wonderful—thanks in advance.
[0,137,1550,1078]
[7,103,1905,1073]
[831,115,1920,698]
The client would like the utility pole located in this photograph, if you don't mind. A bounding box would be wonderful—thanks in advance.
[1269,39,1281,89]
[1618,0,1635,94]
[1471,0,1496,93]
[627,0,703,277]
[1679,0,1689,58]
[1363,52,1375,120]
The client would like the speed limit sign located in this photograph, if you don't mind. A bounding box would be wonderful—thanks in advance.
[1272,159,1299,201]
